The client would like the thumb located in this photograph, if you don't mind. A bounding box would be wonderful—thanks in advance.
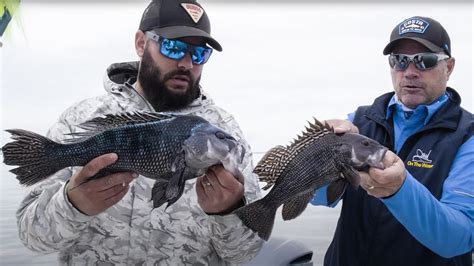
[73,153,118,183]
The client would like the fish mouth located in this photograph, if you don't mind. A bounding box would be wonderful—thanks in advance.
[182,133,244,172]
[367,148,388,169]
[229,143,245,165]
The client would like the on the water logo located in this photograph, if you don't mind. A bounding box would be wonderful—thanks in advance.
[181,3,204,24]
[406,149,434,169]
[399,18,430,35]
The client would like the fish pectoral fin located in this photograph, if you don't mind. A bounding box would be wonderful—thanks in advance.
[326,178,348,206]
[165,168,185,201]
[164,167,194,209]
[341,164,360,188]
[281,191,314,221]
[151,180,169,208]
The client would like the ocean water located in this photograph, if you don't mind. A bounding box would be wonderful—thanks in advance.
[0,2,472,265]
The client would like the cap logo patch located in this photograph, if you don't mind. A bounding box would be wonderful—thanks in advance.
[181,3,204,24]
[399,18,430,35]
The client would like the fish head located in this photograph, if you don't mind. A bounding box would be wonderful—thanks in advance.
[183,123,245,176]
[338,133,388,170]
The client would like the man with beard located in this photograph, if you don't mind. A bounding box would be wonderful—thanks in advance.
[15,0,263,264]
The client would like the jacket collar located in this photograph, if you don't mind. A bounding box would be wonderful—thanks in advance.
[365,87,462,131]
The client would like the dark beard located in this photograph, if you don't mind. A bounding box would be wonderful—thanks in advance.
[138,47,201,112]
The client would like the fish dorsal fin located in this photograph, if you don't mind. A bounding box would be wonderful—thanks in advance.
[66,112,174,141]
[290,118,334,153]
[253,145,290,190]
[78,111,174,131]
[254,119,333,189]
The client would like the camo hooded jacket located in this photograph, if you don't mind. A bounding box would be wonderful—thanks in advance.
[16,62,264,265]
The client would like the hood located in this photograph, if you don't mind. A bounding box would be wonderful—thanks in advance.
[103,61,139,93]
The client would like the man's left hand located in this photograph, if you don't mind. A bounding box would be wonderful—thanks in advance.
[196,165,245,214]
[359,150,407,198]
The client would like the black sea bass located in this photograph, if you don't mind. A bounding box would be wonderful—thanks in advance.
[234,119,387,240]
[2,112,245,208]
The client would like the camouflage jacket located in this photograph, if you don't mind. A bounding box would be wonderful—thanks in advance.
[16,62,263,265]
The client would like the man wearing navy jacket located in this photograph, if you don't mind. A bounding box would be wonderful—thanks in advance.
[312,16,473,266]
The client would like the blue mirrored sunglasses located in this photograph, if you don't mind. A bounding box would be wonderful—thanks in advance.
[388,53,450,71]
[146,31,212,65]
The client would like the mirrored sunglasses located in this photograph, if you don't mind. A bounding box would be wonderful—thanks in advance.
[388,53,450,71]
[146,31,213,65]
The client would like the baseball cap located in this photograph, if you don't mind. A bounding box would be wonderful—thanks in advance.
[383,16,451,57]
[139,0,222,51]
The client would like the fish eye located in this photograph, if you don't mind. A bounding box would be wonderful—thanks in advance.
[362,140,370,146]
[215,131,226,139]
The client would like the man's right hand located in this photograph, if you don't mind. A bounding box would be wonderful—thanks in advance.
[66,153,137,216]
[324,119,359,134]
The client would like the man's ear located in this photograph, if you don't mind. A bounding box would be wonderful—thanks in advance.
[135,30,146,57]
[446,57,455,79]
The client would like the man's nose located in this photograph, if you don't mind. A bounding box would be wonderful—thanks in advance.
[178,53,193,70]
[403,62,420,78]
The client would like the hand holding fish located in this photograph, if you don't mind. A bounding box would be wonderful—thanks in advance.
[196,165,245,215]
[324,119,359,134]
[359,150,407,198]
[66,153,137,216]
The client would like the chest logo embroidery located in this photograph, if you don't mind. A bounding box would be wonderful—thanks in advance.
[406,149,434,169]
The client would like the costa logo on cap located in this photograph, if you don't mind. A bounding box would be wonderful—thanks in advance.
[399,18,430,35]
[181,3,204,24]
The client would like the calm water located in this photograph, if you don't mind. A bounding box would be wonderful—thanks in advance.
[1,2,472,265]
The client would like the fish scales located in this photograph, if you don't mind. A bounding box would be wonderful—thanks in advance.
[234,119,387,241]
[2,112,245,208]
[267,133,344,204]
[47,118,194,177]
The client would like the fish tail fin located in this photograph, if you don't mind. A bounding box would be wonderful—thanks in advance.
[234,198,277,241]
[2,129,63,186]
[253,145,290,190]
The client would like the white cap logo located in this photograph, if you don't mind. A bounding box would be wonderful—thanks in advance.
[399,18,430,35]
[181,3,204,24]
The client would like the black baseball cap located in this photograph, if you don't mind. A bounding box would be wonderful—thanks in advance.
[139,0,222,51]
[383,16,451,57]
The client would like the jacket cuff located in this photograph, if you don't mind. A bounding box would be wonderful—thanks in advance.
[382,170,412,203]
[205,197,247,216]
[56,181,94,222]
[208,212,245,227]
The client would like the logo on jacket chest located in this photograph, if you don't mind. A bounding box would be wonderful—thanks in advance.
[406,148,434,169]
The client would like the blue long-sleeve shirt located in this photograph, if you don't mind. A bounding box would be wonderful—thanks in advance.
[311,93,474,257]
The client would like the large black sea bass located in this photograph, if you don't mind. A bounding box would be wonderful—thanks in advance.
[234,119,387,240]
[2,112,245,208]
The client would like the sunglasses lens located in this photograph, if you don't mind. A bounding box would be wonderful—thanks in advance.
[191,47,212,65]
[160,38,212,65]
[416,54,438,69]
[160,39,187,60]
[389,55,409,70]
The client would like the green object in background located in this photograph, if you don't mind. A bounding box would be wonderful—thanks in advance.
[1,5,12,36]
